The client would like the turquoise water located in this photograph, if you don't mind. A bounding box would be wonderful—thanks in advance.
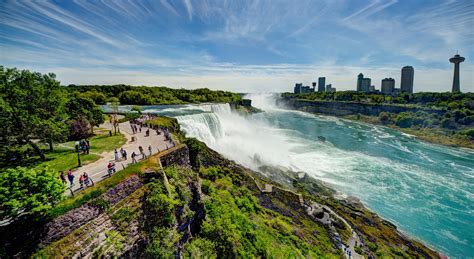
[133,96,473,257]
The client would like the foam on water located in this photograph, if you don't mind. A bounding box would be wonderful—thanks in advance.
[150,93,474,257]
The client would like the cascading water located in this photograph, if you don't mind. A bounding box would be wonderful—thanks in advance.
[141,95,474,257]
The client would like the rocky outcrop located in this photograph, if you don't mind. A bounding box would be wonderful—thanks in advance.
[159,145,190,167]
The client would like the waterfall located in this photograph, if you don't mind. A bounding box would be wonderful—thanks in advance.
[175,101,299,171]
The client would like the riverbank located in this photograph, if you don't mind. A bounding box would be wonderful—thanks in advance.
[344,114,474,149]
[280,97,473,149]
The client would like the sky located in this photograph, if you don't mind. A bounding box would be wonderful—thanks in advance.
[1,0,473,93]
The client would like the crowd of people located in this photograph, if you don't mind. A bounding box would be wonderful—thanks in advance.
[59,169,93,189]
[60,114,177,194]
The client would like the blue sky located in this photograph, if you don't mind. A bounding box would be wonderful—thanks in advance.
[1,0,473,92]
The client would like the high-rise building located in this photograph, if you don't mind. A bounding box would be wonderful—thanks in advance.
[318,77,326,92]
[357,73,371,92]
[381,78,395,94]
[294,83,303,94]
[326,84,336,93]
[400,66,414,93]
[449,54,465,93]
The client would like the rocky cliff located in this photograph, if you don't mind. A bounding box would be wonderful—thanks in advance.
[2,137,440,258]
[281,98,445,117]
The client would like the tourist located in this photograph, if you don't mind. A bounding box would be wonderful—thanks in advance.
[67,170,74,186]
[138,146,145,159]
[74,141,80,153]
[107,162,115,176]
[146,129,150,137]
[131,152,137,163]
[156,128,160,135]
[123,149,127,160]
[114,149,119,161]
[85,139,90,154]
[59,171,66,185]
[83,172,91,187]
[79,174,84,189]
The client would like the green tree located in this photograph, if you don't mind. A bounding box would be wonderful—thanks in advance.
[0,167,65,221]
[0,67,68,160]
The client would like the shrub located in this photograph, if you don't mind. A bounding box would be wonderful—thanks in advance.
[0,167,65,221]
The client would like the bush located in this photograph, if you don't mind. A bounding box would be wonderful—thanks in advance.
[378,112,390,124]
[0,167,65,221]
[462,128,474,140]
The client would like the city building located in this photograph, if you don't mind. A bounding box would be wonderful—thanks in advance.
[357,73,371,92]
[312,82,317,89]
[369,85,375,92]
[381,78,395,94]
[301,85,313,93]
[294,83,303,94]
[400,66,414,93]
[449,54,465,93]
[326,84,336,93]
[318,77,326,92]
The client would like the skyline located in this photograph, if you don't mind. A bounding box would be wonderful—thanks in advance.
[1,0,473,93]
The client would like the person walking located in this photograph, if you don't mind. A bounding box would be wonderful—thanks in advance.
[85,139,90,154]
[123,149,127,160]
[131,152,137,163]
[148,145,152,156]
[138,146,145,159]
[59,171,66,185]
[67,170,75,187]
[114,149,119,161]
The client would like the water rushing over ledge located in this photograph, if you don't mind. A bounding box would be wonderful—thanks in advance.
[127,94,473,257]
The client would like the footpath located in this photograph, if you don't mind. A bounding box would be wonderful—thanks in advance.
[67,121,173,195]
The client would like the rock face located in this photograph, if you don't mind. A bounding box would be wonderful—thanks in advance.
[41,175,143,246]
[281,98,445,117]
[160,145,190,167]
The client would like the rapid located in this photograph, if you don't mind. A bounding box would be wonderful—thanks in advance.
[140,93,474,257]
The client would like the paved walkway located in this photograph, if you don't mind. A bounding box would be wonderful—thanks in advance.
[66,121,173,195]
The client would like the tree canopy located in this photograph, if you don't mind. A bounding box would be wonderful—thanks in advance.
[0,167,65,221]
[67,84,242,105]
[0,67,105,163]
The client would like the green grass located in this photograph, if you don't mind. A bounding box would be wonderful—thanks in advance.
[35,150,101,173]
[147,116,180,131]
[25,132,127,173]
[88,132,127,154]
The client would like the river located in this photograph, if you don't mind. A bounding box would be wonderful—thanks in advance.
[128,93,474,257]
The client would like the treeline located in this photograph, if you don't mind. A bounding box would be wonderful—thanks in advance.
[1,67,104,164]
[283,91,474,109]
[66,84,242,105]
